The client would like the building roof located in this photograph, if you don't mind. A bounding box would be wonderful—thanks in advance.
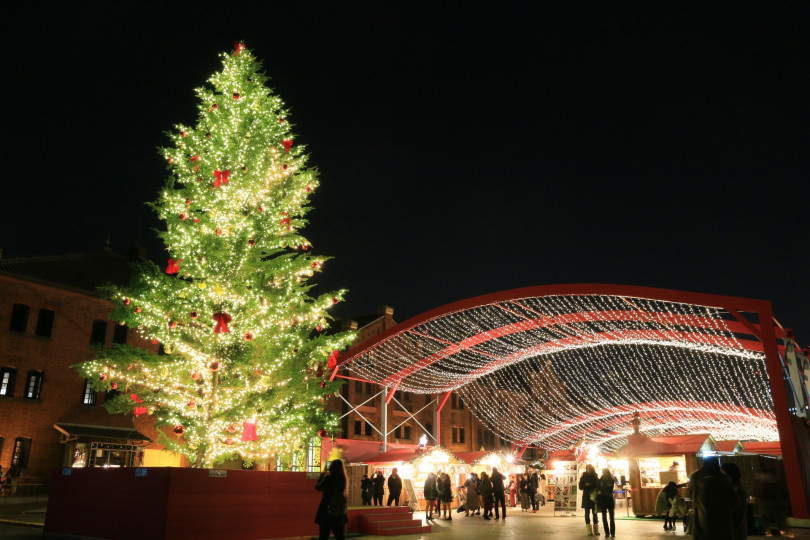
[741,441,782,455]
[0,250,139,295]
[616,434,716,457]
[715,440,743,453]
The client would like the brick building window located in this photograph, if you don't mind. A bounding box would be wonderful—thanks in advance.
[0,367,17,396]
[82,379,97,405]
[355,380,363,393]
[90,320,107,345]
[451,393,464,410]
[112,324,128,344]
[354,419,362,435]
[394,424,412,440]
[11,437,31,468]
[9,303,29,332]
[24,370,43,399]
[34,309,55,337]
[452,426,465,444]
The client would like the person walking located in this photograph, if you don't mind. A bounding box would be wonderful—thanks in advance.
[372,470,385,506]
[508,474,517,507]
[423,472,438,520]
[529,468,539,512]
[440,473,453,520]
[314,459,348,540]
[479,471,494,520]
[519,472,531,512]
[657,481,678,531]
[722,463,748,540]
[463,472,480,516]
[387,467,403,506]
[360,474,373,506]
[597,467,616,538]
[538,473,547,507]
[579,464,600,535]
[688,457,735,540]
[492,467,507,520]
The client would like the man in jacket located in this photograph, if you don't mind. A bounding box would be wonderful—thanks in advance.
[387,468,403,506]
[372,471,385,506]
[529,468,540,512]
[491,467,507,519]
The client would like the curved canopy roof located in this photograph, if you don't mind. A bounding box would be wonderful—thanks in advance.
[337,285,787,451]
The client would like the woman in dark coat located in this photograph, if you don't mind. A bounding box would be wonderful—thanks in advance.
[722,462,748,540]
[596,468,616,537]
[688,457,735,540]
[579,464,599,535]
[314,459,348,540]
[423,472,438,520]
[440,473,453,520]
[372,470,385,506]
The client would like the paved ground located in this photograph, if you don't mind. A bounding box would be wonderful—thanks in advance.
[0,497,807,539]
[356,503,810,540]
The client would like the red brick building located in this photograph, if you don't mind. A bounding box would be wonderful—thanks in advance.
[0,249,178,484]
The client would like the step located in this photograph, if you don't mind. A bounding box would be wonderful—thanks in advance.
[369,524,432,536]
[365,518,429,535]
[363,513,415,522]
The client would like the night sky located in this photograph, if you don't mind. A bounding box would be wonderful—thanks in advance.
[3,3,809,339]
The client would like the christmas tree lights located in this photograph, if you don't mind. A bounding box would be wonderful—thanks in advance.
[342,294,779,451]
[76,44,354,468]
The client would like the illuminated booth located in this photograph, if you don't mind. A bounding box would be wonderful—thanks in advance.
[365,446,466,510]
[616,433,717,516]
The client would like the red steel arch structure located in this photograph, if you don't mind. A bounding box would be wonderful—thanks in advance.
[333,284,810,518]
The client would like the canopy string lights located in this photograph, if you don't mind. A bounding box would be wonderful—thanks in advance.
[340,290,782,452]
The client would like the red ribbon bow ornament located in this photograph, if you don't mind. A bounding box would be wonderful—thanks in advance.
[165,258,182,275]
[281,139,294,152]
[213,312,232,334]
[213,169,230,188]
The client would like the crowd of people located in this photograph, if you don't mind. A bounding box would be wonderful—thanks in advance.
[317,456,785,540]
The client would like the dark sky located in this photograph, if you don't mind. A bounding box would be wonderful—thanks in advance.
[3,2,809,339]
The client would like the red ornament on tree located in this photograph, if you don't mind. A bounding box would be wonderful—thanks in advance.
[227,424,238,433]
[327,350,339,370]
[281,139,294,152]
[169,320,178,329]
[316,325,323,332]
[319,381,326,388]
[187,400,196,408]
[225,438,234,445]
[248,238,256,246]
[190,311,198,319]
[111,382,118,390]
[133,406,148,418]
[190,155,200,162]
[100,373,108,381]
[331,297,339,305]
[215,228,223,236]
[257,205,264,212]
[123,298,131,305]
[244,332,253,341]
[213,312,231,334]
[193,218,199,223]
[278,117,285,123]
[318,429,328,438]
[233,41,245,56]
[305,184,312,192]
[213,169,230,188]
[208,361,219,372]
[131,393,144,403]
[185,198,192,206]
[232,92,240,100]
[191,371,201,381]
[180,213,188,221]
[181,130,187,137]
[282,163,288,170]
[173,425,185,435]
[241,420,257,442]
[212,103,218,110]
[135,306,142,313]
[165,258,182,275]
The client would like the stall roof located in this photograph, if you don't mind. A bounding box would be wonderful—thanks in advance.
[365,447,428,464]
[716,440,744,453]
[54,423,151,444]
[616,434,716,457]
[741,441,782,455]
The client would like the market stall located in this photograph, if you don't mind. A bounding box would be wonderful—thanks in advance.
[364,446,467,510]
[616,433,717,516]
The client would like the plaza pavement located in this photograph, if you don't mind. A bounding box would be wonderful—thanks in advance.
[357,502,810,540]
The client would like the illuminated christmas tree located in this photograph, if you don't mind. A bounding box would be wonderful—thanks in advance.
[76,43,353,468]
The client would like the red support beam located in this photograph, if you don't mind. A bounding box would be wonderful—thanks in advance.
[760,305,809,518]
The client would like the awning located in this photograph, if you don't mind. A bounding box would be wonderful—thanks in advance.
[54,423,151,444]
